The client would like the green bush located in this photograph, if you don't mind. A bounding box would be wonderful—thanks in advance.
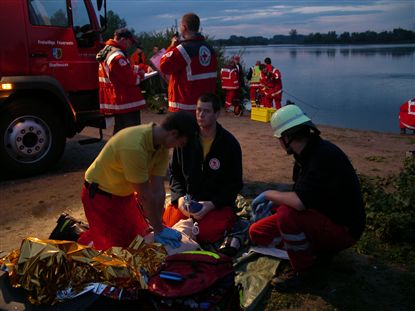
[356,156,415,265]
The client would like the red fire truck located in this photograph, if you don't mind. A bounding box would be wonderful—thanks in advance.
[0,0,107,177]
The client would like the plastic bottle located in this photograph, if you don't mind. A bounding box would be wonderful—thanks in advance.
[184,194,203,213]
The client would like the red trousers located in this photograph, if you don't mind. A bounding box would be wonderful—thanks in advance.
[163,203,236,243]
[78,186,150,250]
[249,86,260,105]
[261,92,282,109]
[224,89,240,109]
[249,205,355,272]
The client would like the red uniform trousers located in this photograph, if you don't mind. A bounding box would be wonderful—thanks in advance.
[249,205,355,273]
[163,203,236,243]
[249,86,260,105]
[224,89,240,110]
[78,186,150,250]
[261,90,282,109]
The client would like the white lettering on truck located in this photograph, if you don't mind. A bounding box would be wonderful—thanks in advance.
[49,63,69,68]
[38,40,56,45]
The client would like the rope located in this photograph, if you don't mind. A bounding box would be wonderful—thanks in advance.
[283,89,320,110]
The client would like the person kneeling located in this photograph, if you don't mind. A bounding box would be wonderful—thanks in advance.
[163,93,243,245]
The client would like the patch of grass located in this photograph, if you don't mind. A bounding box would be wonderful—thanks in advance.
[262,156,415,310]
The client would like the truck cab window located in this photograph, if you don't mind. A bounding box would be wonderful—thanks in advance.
[71,0,95,48]
[28,0,68,27]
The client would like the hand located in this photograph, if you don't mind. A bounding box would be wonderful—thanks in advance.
[170,35,180,47]
[155,227,182,248]
[251,201,274,222]
[251,191,268,213]
[178,196,191,217]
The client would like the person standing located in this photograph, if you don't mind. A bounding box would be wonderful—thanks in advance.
[96,28,146,134]
[249,104,365,291]
[247,60,262,107]
[259,63,283,109]
[78,111,200,250]
[220,60,240,113]
[163,93,243,244]
[159,13,217,113]
[130,45,146,66]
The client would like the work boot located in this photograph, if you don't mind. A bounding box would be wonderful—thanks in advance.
[49,213,89,242]
[270,270,305,292]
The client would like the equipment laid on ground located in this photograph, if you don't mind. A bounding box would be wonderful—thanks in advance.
[250,107,276,122]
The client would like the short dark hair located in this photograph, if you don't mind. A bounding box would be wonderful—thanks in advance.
[182,13,200,32]
[162,111,199,140]
[264,57,271,64]
[259,64,267,70]
[198,93,221,112]
[114,28,135,42]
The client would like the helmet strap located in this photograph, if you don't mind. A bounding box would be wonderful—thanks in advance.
[282,136,295,155]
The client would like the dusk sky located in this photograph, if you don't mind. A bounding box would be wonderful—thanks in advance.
[107,0,415,39]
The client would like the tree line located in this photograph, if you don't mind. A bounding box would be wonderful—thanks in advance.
[102,11,415,47]
[215,28,415,45]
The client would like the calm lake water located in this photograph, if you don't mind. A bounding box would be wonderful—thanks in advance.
[224,44,415,133]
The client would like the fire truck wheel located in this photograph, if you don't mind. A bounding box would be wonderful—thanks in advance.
[0,100,66,177]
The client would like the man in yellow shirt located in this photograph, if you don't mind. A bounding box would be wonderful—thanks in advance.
[78,111,199,250]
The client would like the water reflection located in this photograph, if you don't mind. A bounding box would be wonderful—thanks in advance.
[225,44,415,133]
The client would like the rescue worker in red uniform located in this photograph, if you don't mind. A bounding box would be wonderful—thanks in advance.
[130,45,146,66]
[220,60,240,113]
[247,60,262,107]
[399,98,415,134]
[96,28,146,134]
[160,13,217,113]
[78,111,199,250]
[163,93,243,244]
[249,105,365,291]
[259,63,283,109]
[130,44,152,73]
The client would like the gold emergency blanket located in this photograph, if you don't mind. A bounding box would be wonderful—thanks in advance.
[0,236,167,305]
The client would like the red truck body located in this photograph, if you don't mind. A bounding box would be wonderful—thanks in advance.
[0,0,106,176]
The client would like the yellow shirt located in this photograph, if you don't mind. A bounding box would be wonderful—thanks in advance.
[200,136,214,159]
[85,123,169,196]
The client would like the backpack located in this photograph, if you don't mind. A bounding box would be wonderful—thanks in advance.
[148,250,241,311]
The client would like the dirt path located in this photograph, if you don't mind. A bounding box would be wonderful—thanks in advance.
[1,109,414,254]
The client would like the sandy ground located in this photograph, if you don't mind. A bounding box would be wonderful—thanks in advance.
[0,108,414,254]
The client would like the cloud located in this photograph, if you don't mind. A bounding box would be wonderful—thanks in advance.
[110,0,414,39]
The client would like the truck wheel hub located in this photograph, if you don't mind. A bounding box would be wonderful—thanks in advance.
[5,116,51,162]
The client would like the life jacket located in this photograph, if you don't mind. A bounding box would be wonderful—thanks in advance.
[249,65,261,87]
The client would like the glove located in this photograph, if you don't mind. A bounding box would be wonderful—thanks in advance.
[251,192,268,213]
[251,201,274,222]
[155,227,182,248]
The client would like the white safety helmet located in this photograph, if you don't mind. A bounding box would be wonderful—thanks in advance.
[270,105,318,138]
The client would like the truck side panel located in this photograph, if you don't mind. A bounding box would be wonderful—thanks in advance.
[0,1,30,75]
[25,0,99,92]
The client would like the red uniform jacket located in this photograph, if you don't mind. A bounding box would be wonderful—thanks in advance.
[160,34,217,113]
[399,98,415,130]
[260,67,282,97]
[97,39,145,115]
[220,65,239,90]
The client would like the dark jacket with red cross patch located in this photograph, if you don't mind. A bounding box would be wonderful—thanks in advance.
[169,123,243,209]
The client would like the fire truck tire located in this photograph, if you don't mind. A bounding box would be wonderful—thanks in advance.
[0,100,66,177]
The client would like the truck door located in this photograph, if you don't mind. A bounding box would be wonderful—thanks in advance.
[27,0,100,93]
